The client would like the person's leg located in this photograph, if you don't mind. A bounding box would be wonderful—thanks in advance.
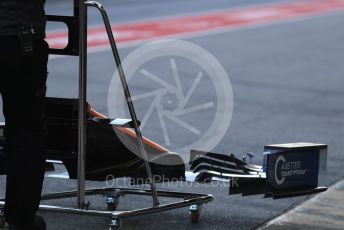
[1,36,49,226]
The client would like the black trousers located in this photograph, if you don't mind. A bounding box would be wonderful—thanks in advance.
[0,35,49,225]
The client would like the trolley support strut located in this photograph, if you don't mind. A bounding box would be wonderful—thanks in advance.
[77,0,88,210]
[84,1,160,207]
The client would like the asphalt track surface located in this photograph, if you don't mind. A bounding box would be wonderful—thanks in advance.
[1,0,344,229]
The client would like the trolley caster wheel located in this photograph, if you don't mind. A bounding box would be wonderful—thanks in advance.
[109,227,120,230]
[109,217,121,230]
[106,196,119,211]
[189,204,202,223]
[190,212,199,223]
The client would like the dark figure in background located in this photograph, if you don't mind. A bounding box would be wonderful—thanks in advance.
[0,1,48,229]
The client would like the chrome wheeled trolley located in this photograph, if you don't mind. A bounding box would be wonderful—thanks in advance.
[0,1,213,229]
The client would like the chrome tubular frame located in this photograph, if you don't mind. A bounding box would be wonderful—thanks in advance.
[85,1,160,207]
[78,0,88,210]
[0,1,213,229]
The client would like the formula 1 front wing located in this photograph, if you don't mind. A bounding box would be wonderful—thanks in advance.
[189,143,327,199]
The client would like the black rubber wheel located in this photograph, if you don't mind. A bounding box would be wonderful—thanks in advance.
[109,217,121,230]
[107,203,117,211]
[109,227,120,230]
[106,196,119,211]
[190,212,200,223]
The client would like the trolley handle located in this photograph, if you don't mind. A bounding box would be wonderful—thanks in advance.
[46,15,79,56]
